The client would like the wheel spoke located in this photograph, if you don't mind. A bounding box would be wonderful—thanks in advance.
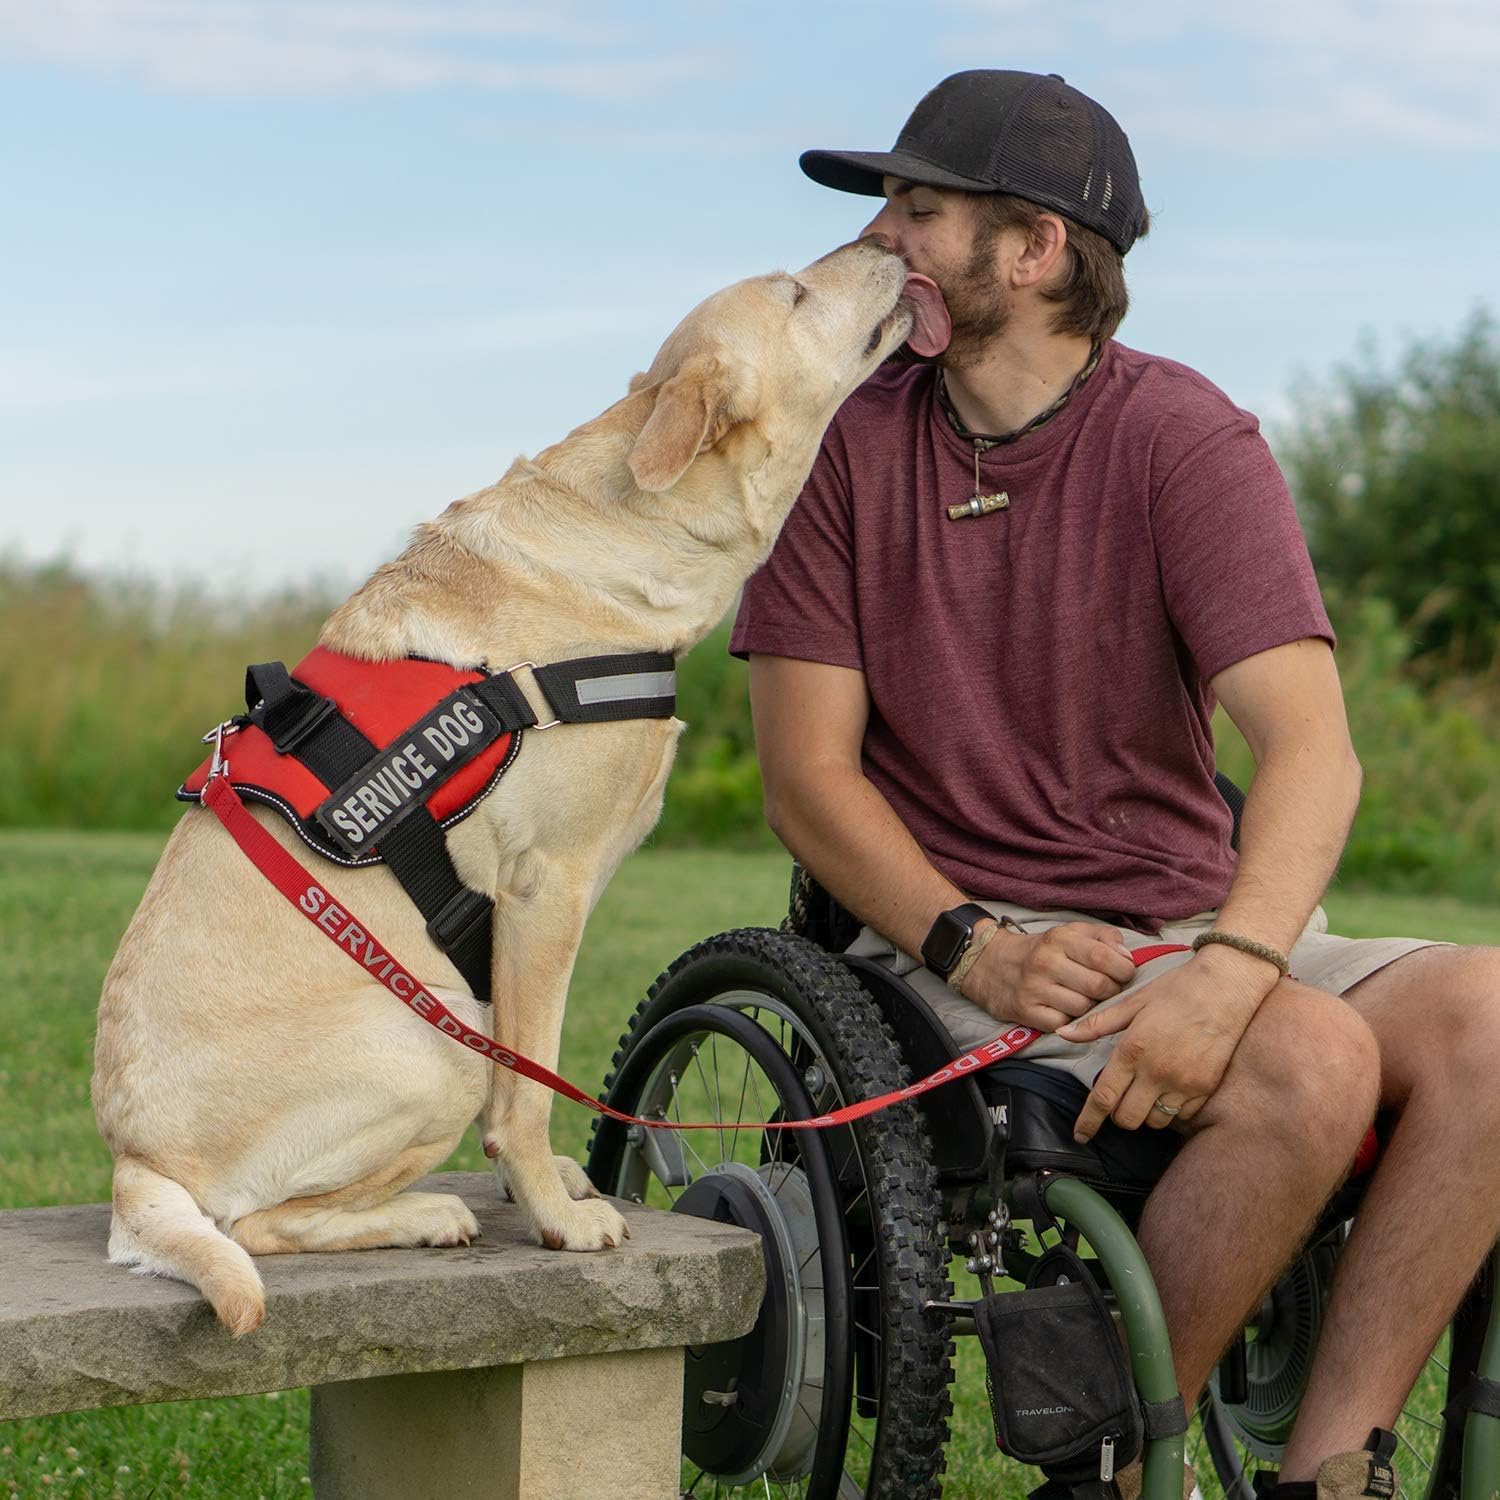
[687,1041,722,1164]
[841,1183,870,1222]
[748,1068,771,1135]
[667,1071,715,1178]
[1393,1423,1433,1471]
[708,1033,727,1162]
[1399,1407,1442,1433]
[733,1045,753,1159]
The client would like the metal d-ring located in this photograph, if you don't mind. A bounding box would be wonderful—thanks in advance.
[503,661,563,730]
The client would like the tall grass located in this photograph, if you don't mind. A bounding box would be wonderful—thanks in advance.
[2,556,774,848]
[1,559,333,830]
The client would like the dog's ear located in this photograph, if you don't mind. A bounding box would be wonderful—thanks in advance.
[627,370,652,394]
[628,357,733,493]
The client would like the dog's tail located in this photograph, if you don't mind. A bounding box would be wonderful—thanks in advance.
[108,1156,265,1336]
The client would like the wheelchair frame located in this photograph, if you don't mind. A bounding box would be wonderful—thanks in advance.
[587,909,1500,1500]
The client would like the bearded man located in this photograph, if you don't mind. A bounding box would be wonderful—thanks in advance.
[730,69,1500,1499]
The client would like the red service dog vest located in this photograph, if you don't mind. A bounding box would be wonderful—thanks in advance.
[177,643,677,1004]
[179,647,522,867]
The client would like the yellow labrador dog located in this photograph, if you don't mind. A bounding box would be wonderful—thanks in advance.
[91,238,950,1335]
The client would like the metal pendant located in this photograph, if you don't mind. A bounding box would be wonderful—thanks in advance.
[949,440,1010,520]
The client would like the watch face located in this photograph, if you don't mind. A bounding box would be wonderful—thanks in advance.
[922,910,971,977]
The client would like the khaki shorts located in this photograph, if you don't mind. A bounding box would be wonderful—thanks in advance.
[846,903,1441,1091]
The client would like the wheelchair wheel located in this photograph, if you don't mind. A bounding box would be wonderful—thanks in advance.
[1197,1225,1486,1498]
[587,928,952,1499]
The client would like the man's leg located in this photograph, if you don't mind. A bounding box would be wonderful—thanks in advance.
[1278,944,1500,1479]
[1130,982,1381,1408]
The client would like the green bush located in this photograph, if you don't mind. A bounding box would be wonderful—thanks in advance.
[651,618,777,849]
[1214,595,1500,903]
[1279,308,1500,672]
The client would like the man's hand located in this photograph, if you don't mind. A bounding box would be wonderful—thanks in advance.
[965,921,1138,1032]
[1061,951,1271,1142]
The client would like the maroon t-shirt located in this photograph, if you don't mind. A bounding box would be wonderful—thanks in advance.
[730,341,1333,928]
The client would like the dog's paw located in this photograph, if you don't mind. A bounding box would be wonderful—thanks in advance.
[493,1154,599,1203]
[536,1195,630,1252]
[401,1192,481,1248]
[553,1154,600,1201]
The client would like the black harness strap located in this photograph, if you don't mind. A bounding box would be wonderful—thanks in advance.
[244,662,507,1005]
[530,651,676,724]
[469,669,543,729]
[246,662,375,785]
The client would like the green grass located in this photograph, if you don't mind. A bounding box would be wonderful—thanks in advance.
[0,831,1493,1498]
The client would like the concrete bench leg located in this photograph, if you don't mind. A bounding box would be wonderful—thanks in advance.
[309,1346,685,1500]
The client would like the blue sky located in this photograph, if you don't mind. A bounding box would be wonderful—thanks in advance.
[4,0,1498,593]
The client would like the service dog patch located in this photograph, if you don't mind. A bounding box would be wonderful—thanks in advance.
[314,688,503,856]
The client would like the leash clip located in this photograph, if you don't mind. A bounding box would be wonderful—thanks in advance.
[202,719,240,783]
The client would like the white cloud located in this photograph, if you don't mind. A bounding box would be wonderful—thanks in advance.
[943,0,1500,153]
[0,0,708,97]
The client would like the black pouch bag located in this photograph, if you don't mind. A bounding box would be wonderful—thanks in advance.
[974,1244,1143,1492]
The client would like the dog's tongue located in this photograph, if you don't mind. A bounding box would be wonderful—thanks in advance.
[902,273,951,356]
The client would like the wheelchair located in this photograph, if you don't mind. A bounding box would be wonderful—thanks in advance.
[585,794,1500,1499]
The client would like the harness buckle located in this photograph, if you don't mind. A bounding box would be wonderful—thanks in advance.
[259,693,337,754]
[503,662,562,730]
[426,887,494,956]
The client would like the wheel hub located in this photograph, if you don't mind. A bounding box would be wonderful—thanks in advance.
[1210,1246,1332,1459]
[674,1161,826,1484]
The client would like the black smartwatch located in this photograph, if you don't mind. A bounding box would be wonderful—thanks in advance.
[920,902,995,980]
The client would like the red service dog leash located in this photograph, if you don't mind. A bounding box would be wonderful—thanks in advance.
[201,764,1187,1132]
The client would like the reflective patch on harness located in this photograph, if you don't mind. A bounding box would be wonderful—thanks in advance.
[313,688,502,856]
[575,670,676,706]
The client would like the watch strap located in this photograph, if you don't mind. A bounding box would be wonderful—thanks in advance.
[921,901,996,979]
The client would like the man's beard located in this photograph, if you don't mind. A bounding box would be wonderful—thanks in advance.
[935,229,1011,372]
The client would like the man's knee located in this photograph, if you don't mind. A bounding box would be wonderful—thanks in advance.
[1202,982,1379,1156]
[1414,946,1500,1093]
[1355,944,1500,1103]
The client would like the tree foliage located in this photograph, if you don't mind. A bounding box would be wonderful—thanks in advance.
[1279,308,1500,671]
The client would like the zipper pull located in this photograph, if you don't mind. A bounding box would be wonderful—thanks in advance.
[1100,1435,1116,1482]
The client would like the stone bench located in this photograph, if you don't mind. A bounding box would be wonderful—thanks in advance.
[0,1171,764,1499]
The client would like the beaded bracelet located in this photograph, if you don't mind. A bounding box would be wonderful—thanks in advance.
[1190,929,1290,977]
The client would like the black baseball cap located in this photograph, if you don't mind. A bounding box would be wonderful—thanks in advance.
[800,70,1148,255]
